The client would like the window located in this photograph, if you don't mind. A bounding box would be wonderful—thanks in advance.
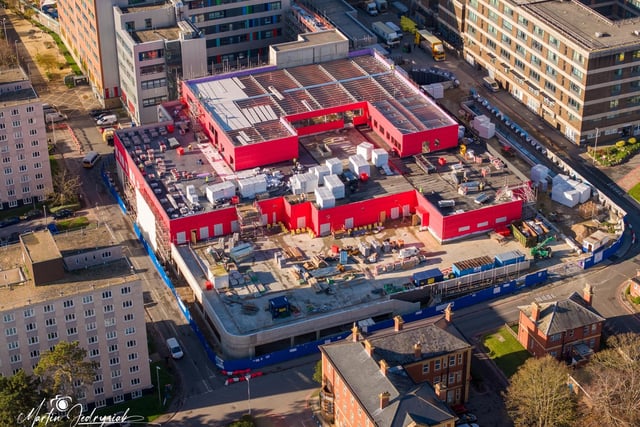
[87,335,98,344]
[126,340,136,348]
[65,313,76,322]
[89,348,100,358]
[105,318,116,327]
[85,309,95,318]
[449,355,456,367]
[533,25,544,37]
[111,369,121,378]
[47,331,58,341]
[131,390,143,399]
[10,354,21,363]
[514,58,525,70]
[591,324,598,333]
[517,15,529,27]
[125,327,135,335]
[515,45,525,57]
[434,359,441,370]
[102,291,112,299]
[113,395,124,404]
[504,5,513,16]
[131,378,141,386]
[129,365,140,374]
[28,336,38,345]
[8,341,19,350]
[43,304,54,313]
[109,357,120,366]
[122,300,133,309]
[124,313,134,322]
[121,286,131,295]
[86,322,96,331]
[112,382,122,391]
[25,322,36,331]
[128,353,138,361]
[94,387,104,395]
[82,295,93,304]
[106,331,117,340]
[448,373,455,384]
[63,300,74,308]
[6,327,17,336]
[571,66,584,79]
[23,308,34,318]
[67,327,77,336]
[551,333,561,342]
[109,344,118,352]
[458,353,463,364]
[45,318,56,326]
[104,305,114,313]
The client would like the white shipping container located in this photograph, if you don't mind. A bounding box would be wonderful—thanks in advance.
[372,148,389,167]
[325,157,343,175]
[349,154,371,176]
[238,178,256,198]
[315,187,335,209]
[312,165,331,185]
[574,182,591,203]
[324,174,345,199]
[357,141,374,161]
[253,174,268,194]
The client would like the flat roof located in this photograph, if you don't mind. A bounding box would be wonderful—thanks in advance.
[0,68,38,107]
[188,53,456,142]
[301,0,375,44]
[0,228,137,310]
[272,30,348,52]
[134,27,181,43]
[517,0,640,51]
[21,231,62,263]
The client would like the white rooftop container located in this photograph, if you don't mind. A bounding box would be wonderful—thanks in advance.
[312,165,331,185]
[291,172,318,194]
[349,154,370,176]
[325,157,342,175]
[372,148,389,167]
[324,174,345,199]
[356,142,374,161]
[206,181,236,203]
[315,187,335,209]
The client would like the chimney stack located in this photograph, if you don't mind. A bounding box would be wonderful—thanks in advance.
[351,323,360,342]
[379,359,389,376]
[444,303,453,322]
[413,342,422,359]
[531,302,541,321]
[434,382,447,401]
[583,283,593,306]
[379,391,390,410]
[364,340,375,357]
[394,315,404,331]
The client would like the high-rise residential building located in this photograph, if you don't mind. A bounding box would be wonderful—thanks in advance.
[57,0,290,110]
[0,227,151,409]
[114,3,207,124]
[0,68,53,209]
[439,0,640,144]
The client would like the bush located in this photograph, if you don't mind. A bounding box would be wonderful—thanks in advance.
[616,140,626,148]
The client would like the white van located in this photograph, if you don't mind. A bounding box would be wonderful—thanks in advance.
[96,114,117,126]
[385,22,403,36]
[166,337,184,359]
[482,77,500,92]
[45,112,67,123]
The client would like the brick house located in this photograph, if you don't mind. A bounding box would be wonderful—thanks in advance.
[318,306,472,427]
[517,284,605,364]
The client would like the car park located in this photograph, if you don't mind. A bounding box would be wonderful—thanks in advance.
[52,209,74,220]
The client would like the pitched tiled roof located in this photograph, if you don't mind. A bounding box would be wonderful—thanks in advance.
[518,292,605,336]
[321,340,455,427]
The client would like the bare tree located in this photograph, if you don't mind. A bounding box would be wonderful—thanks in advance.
[505,355,576,427]
[48,168,81,207]
[581,333,640,427]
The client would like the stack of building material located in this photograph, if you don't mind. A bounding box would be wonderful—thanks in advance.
[290,172,319,195]
[324,174,345,199]
[315,187,335,209]
[206,181,236,203]
[349,154,370,176]
[494,250,526,267]
[238,174,268,198]
[472,115,495,138]
[325,157,342,175]
[530,164,549,190]
[574,182,592,203]
[356,142,374,161]
[551,174,580,208]
[311,165,331,185]
[372,148,389,167]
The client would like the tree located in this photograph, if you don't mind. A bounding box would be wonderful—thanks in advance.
[34,341,98,400]
[0,370,42,425]
[581,333,640,427]
[312,360,323,385]
[48,167,81,207]
[505,355,576,427]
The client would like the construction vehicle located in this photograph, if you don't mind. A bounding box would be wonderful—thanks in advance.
[531,236,554,259]
[415,30,445,61]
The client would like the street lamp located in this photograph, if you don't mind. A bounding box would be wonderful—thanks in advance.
[2,18,6,43]
[14,40,19,65]
[593,127,599,165]
[245,373,252,415]
[156,366,161,405]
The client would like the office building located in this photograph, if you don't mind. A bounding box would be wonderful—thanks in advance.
[0,227,151,408]
[56,0,290,109]
[444,0,640,144]
[0,68,53,209]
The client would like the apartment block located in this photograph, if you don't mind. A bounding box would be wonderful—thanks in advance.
[0,68,53,209]
[452,0,640,144]
[0,227,151,409]
[114,3,207,124]
[319,311,470,426]
[57,0,290,109]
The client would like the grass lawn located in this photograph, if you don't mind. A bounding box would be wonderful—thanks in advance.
[629,182,640,202]
[95,362,175,422]
[483,326,531,378]
[56,216,90,231]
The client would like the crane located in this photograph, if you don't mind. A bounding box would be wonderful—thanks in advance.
[531,235,554,259]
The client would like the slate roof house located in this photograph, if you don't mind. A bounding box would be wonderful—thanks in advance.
[517,284,605,364]
[319,307,472,427]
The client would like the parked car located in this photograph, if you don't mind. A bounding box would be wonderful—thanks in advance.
[45,112,68,123]
[52,208,74,220]
[20,209,43,220]
[96,114,118,126]
[90,109,110,119]
[0,217,21,228]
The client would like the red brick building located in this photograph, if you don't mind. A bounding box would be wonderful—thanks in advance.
[319,307,471,427]
[517,284,605,364]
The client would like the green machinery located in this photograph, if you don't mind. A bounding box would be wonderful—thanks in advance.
[531,236,554,259]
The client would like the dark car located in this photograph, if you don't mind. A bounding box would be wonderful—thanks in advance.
[52,209,74,220]
[20,209,43,220]
[0,217,21,228]
[89,109,109,119]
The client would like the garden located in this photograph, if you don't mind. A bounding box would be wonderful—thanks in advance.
[588,137,639,167]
